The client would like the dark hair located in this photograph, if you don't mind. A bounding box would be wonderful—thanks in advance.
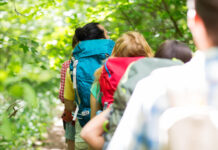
[155,40,192,63]
[72,23,106,48]
[195,0,218,45]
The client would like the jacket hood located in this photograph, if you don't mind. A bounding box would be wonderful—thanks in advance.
[72,39,115,59]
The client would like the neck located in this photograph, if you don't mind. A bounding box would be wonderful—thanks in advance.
[195,36,214,51]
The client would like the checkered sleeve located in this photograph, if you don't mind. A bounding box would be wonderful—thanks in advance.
[58,60,71,102]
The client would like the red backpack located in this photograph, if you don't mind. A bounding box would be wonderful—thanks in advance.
[99,57,143,108]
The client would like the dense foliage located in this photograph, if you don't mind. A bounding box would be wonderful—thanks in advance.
[0,0,194,149]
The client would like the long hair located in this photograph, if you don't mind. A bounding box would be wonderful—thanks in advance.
[111,31,153,57]
[94,31,153,81]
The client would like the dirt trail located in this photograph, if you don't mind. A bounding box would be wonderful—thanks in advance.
[37,104,66,150]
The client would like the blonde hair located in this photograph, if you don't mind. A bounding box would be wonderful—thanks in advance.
[112,31,153,57]
[94,31,153,80]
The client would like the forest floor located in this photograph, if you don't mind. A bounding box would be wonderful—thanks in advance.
[36,104,66,150]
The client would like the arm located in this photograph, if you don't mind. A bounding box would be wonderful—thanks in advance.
[81,108,110,150]
[63,68,76,112]
[90,81,102,119]
[64,99,76,112]
[90,94,102,119]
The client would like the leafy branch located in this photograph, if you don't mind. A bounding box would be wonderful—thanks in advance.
[161,0,183,37]
[119,7,136,30]
[11,0,25,16]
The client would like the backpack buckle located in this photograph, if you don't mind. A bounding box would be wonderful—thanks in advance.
[81,110,90,116]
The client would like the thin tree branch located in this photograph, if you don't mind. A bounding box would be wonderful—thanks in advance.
[3,46,11,69]
[7,100,23,118]
[161,0,183,37]
[119,8,136,30]
[11,0,25,16]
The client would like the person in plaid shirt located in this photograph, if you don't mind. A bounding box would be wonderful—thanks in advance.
[59,60,76,150]
[60,22,113,150]
[107,0,218,149]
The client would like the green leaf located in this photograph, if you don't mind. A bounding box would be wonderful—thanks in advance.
[38,70,52,82]
[30,47,37,54]
[20,44,29,53]
[22,83,37,108]
[30,40,39,47]
[8,84,24,98]
[0,70,8,82]
[40,65,47,70]
[0,113,12,140]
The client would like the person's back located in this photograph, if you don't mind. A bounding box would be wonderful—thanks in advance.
[63,22,115,150]
[99,57,143,108]
[107,0,218,149]
[70,38,115,126]
[91,31,153,115]
[104,40,192,146]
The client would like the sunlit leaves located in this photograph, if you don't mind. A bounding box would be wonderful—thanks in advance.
[0,0,195,148]
[7,37,39,56]
[0,0,64,148]
[0,0,8,6]
[94,0,194,50]
[8,84,23,98]
[0,113,13,140]
[17,37,39,54]
[0,70,8,82]
[22,83,37,107]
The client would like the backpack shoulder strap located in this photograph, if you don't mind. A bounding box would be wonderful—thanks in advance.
[104,59,111,78]
[70,56,82,121]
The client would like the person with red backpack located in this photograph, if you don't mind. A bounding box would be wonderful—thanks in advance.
[81,31,153,149]
[91,31,153,115]
[61,22,115,150]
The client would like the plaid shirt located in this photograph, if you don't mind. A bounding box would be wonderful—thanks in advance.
[59,60,70,103]
[107,48,218,150]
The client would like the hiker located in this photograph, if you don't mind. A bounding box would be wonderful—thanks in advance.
[81,39,192,149]
[63,22,115,150]
[59,60,75,150]
[81,31,153,149]
[90,31,153,119]
[107,0,218,149]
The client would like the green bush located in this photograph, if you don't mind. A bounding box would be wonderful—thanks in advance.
[0,0,195,149]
